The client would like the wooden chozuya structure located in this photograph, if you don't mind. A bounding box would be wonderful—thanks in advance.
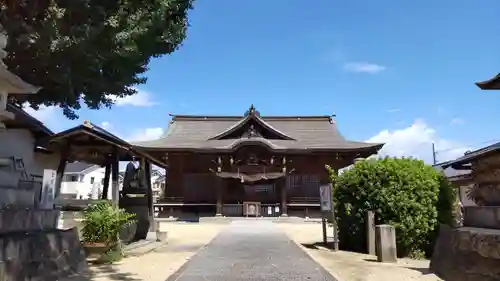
[475,73,500,90]
[132,105,384,218]
[43,121,167,237]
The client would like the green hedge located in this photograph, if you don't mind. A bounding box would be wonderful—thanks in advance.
[329,157,455,257]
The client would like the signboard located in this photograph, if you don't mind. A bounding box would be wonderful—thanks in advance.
[319,184,332,211]
[41,169,56,209]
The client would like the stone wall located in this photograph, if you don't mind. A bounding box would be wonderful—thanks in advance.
[0,209,58,234]
[464,206,500,229]
[430,225,500,281]
[0,228,88,281]
[0,185,36,209]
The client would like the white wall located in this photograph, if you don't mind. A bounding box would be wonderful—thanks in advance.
[61,167,113,199]
[61,166,166,200]
[0,129,60,187]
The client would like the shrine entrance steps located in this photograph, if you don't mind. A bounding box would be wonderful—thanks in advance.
[166,220,337,281]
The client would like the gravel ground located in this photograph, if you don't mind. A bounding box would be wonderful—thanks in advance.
[278,223,443,281]
[166,220,337,281]
[62,222,227,281]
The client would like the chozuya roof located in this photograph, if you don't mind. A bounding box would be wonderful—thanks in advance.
[132,105,384,154]
[476,73,500,90]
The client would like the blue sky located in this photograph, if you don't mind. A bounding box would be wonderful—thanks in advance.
[29,0,500,164]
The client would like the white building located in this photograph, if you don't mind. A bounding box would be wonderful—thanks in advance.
[60,162,113,199]
[60,162,165,200]
[0,105,60,188]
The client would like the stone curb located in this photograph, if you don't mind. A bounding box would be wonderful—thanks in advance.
[124,240,168,257]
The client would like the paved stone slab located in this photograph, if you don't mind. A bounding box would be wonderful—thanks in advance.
[166,220,337,281]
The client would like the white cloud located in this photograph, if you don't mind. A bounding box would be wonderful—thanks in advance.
[126,127,164,142]
[114,88,157,107]
[23,104,58,124]
[100,121,112,130]
[387,108,401,113]
[368,119,470,164]
[344,62,386,74]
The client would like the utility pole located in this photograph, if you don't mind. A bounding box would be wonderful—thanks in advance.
[432,142,437,165]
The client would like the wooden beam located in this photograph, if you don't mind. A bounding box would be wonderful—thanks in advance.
[111,148,120,203]
[101,161,111,199]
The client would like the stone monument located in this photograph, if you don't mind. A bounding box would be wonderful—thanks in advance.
[119,162,151,242]
[0,27,87,280]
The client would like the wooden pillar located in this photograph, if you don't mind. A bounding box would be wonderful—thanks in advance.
[163,167,168,199]
[54,142,70,199]
[280,178,288,216]
[101,161,111,199]
[330,168,339,251]
[216,178,223,216]
[144,160,156,231]
[111,149,119,203]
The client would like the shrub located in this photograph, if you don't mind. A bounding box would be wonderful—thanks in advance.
[81,200,135,245]
[331,157,454,257]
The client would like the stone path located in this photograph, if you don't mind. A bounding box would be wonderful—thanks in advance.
[166,220,337,281]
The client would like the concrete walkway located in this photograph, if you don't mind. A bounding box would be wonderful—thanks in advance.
[166,220,337,281]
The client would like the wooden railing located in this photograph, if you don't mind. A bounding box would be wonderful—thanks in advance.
[288,196,320,204]
[158,196,185,203]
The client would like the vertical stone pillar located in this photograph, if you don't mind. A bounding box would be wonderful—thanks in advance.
[366,210,376,255]
[375,224,397,263]
[281,178,288,216]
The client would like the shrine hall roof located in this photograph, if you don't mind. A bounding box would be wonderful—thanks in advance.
[131,110,384,154]
[476,73,500,90]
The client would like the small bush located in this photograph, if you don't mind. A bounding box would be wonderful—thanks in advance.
[81,200,135,245]
[331,157,455,257]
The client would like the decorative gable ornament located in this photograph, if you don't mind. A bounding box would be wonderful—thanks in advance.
[209,104,295,141]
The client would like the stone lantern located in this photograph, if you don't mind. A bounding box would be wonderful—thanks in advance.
[0,27,41,129]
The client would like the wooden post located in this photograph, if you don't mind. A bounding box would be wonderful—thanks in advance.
[366,210,376,255]
[280,178,288,216]
[163,167,168,199]
[216,178,223,216]
[101,161,111,199]
[322,215,328,245]
[111,149,119,203]
[145,160,156,232]
[54,142,70,199]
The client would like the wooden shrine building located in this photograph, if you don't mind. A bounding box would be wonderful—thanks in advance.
[132,105,384,218]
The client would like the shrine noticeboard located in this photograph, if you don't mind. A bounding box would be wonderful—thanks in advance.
[319,184,332,211]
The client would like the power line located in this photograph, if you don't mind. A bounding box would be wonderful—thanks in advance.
[434,138,500,154]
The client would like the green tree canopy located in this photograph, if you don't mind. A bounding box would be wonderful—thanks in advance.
[331,157,455,257]
[0,0,193,119]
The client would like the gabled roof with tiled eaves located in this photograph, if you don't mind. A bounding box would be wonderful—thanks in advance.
[131,109,384,154]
